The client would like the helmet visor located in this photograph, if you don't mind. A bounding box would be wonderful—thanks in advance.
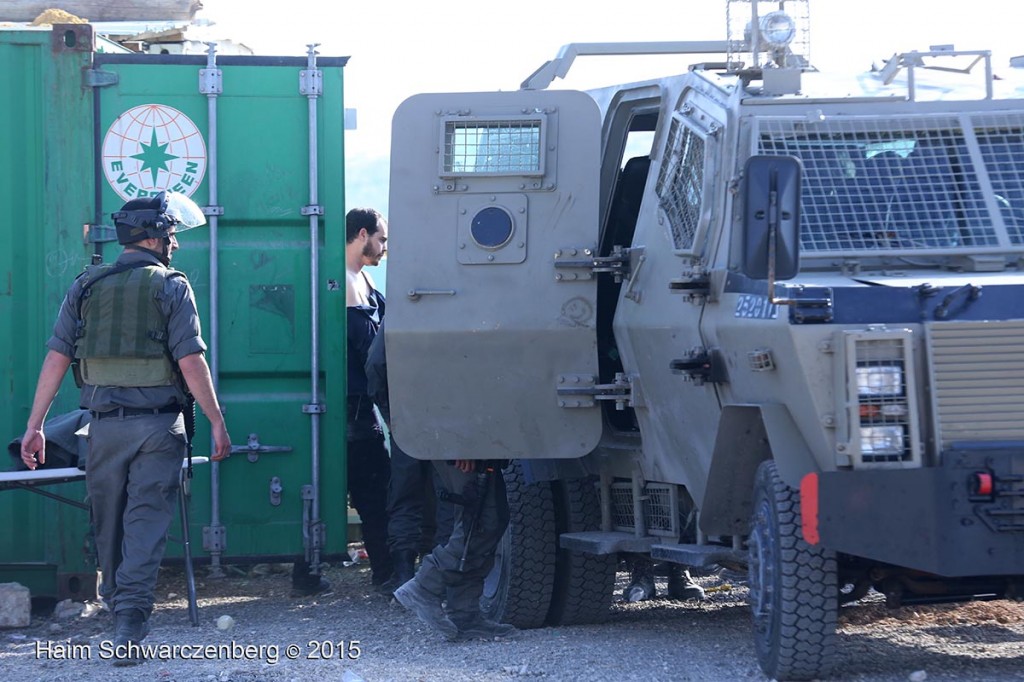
[164,192,207,232]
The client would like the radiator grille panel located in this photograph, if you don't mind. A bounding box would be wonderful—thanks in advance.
[929,321,1024,447]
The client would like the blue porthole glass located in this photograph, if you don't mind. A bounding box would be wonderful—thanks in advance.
[471,207,513,248]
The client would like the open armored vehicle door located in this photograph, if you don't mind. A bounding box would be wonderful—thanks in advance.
[387,90,602,460]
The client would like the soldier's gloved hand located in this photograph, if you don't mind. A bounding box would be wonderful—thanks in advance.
[454,459,475,473]
[20,428,46,470]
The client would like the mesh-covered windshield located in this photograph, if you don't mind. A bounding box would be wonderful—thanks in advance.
[756,114,1024,253]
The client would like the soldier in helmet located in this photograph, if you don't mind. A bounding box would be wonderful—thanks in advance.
[20,191,231,666]
[393,457,518,641]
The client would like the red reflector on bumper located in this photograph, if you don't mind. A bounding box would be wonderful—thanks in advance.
[800,472,820,545]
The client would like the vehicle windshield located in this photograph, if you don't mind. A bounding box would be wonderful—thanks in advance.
[756,113,1024,255]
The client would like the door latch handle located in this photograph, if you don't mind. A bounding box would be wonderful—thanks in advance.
[229,433,293,463]
[407,288,456,301]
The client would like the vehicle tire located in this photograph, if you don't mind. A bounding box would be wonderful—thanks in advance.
[546,477,616,625]
[480,461,557,629]
[748,460,837,681]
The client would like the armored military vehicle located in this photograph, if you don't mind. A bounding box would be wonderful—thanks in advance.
[385,1,1024,678]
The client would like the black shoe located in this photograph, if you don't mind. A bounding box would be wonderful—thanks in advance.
[291,577,332,598]
[452,614,518,642]
[111,608,149,666]
[667,569,705,601]
[393,579,457,639]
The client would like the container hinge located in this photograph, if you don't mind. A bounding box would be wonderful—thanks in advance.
[553,245,639,283]
[302,402,326,414]
[301,205,324,216]
[203,205,224,217]
[84,223,117,244]
[670,348,728,386]
[556,372,641,410]
[786,285,834,324]
[229,432,294,463]
[84,68,118,88]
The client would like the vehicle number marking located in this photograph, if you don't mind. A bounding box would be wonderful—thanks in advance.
[735,294,778,319]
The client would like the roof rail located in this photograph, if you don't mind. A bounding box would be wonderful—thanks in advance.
[877,48,994,100]
[520,40,742,90]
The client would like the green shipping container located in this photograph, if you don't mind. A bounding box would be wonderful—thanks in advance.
[0,23,350,598]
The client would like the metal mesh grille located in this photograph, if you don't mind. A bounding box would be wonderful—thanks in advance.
[442,119,542,175]
[656,117,705,250]
[974,121,1024,245]
[609,482,678,537]
[642,484,677,536]
[610,482,635,531]
[929,321,1024,447]
[855,339,913,463]
[757,113,1024,253]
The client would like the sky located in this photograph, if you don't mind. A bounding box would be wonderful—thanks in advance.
[196,0,1019,289]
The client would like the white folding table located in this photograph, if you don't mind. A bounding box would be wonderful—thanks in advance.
[0,457,209,625]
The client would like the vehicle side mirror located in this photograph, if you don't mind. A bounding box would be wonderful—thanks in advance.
[742,155,802,282]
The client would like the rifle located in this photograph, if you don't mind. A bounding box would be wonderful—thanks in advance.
[459,461,496,572]
[183,394,196,479]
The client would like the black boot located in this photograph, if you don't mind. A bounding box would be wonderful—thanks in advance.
[378,550,417,596]
[393,578,457,639]
[623,558,657,602]
[667,567,705,601]
[392,550,417,585]
[112,608,149,666]
[291,559,332,598]
[451,613,518,642]
[446,578,518,642]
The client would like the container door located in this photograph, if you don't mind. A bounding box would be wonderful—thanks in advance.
[387,90,602,460]
[93,53,347,561]
[1,24,97,599]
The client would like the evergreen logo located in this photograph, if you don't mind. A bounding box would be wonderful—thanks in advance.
[102,104,207,201]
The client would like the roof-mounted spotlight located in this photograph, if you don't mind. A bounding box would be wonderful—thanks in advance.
[758,11,797,50]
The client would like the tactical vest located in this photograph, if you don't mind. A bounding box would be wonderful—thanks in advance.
[74,262,181,387]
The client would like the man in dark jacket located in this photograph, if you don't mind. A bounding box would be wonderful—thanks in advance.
[339,207,393,587]
[366,321,454,595]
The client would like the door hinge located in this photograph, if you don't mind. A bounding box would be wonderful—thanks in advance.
[83,223,117,244]
[786,285,834,324]
[556,372,642,410]
[83,68,118,88]
[669,269,711,302]
[553,245,642,283]
[670,348,728,386]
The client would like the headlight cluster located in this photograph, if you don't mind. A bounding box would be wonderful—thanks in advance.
[856,363,911,461]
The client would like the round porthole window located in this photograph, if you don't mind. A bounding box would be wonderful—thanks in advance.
[471,207,514,249]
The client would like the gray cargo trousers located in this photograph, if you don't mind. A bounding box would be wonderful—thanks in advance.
[86,411,186,615]
[413,461,509,626]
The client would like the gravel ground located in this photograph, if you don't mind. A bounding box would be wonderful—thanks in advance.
[2,551,1022,682]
